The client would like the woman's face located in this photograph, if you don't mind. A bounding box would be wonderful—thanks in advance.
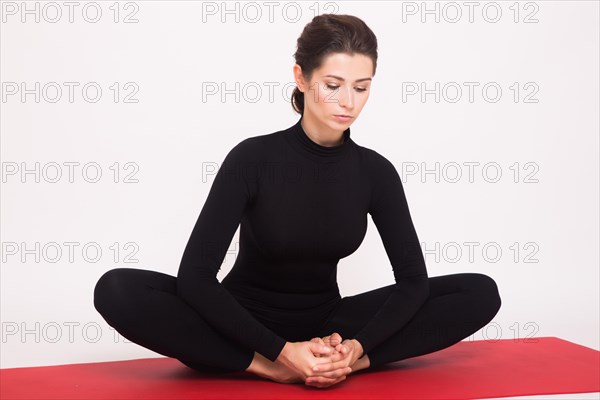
[294,52,373,133]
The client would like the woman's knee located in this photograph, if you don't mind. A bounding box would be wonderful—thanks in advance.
[467,273,502,317]
[93,268,135,318]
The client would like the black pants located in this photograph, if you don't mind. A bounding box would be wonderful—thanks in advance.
[93,268,501,373]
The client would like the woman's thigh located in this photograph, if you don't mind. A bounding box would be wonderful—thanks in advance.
[94,267,255,372]
[313,283,395,339]
[314,273,499,340]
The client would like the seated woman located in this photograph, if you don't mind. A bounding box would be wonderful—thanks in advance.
[93,13,502,389]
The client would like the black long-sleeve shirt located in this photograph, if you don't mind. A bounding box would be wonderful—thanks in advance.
[176,116,430,362]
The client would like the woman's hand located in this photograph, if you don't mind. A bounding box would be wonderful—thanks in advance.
[303,332,364,388]
[275,341,352,388]
[319,332,344,354]
[305,337,363,386]
[312,332,363,367]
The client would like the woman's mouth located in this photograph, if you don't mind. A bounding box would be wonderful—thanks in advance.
[334,115,352,122]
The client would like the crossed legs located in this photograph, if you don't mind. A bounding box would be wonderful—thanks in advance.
[313,272,502,370]
[93,269,501,374]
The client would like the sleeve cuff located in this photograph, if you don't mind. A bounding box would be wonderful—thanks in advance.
[262,335,288,362]
[352,333,371,358]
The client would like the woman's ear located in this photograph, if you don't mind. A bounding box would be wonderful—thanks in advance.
[293,64,305,93]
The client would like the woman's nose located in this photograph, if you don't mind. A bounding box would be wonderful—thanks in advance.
[337,87,354,109]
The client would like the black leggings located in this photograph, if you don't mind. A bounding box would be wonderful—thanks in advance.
[93,268,501,373]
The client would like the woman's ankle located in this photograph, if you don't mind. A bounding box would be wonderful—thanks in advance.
[352,354,371,372]
[245,352,276,380]
[245,352,303,384]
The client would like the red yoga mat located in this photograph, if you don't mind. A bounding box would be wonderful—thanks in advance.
[1,337,598,399]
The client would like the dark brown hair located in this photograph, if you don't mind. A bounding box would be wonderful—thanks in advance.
[291,14,378,115]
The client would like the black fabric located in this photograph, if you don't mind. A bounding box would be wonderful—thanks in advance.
[94,117,502,372]
[94,269,500,372]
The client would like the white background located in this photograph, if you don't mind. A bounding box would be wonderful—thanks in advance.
[1,0,598,379]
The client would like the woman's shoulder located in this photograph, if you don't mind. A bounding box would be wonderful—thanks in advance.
[238,130,282,148]
[354,143,397,175]
[223,127,284,162]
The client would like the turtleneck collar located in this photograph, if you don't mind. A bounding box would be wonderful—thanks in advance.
[288,116,352,159]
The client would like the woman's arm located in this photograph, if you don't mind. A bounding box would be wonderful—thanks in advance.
[352,155,430,356]
[176,140,287,362]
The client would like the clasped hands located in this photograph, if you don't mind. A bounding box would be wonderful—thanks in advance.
[275,332,364,388]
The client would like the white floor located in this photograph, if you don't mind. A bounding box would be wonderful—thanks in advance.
[489,393,600,399]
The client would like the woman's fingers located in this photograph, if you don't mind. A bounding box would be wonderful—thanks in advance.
[306,373,346,386]
[297,339,352,388]
[313,348,350,365]
[315,366,352,378]
[312,358,351,374]
[305,373,348,388]
[329,332,342,346]
[310,337,325,354]
[305,368,350,390]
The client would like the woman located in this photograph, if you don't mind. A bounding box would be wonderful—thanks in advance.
[93,14,502,389]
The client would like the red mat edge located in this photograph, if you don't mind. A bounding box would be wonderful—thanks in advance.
[1,336,598,371]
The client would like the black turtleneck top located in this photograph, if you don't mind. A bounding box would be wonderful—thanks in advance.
[176,117,430,362]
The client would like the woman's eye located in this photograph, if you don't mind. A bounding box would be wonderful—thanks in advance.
[325,84,368,92]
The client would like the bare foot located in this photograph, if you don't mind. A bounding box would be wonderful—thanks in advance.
[246,343,369,385]
[245,351,303,384]
[350,354,371,373]
[270,360,305,384]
